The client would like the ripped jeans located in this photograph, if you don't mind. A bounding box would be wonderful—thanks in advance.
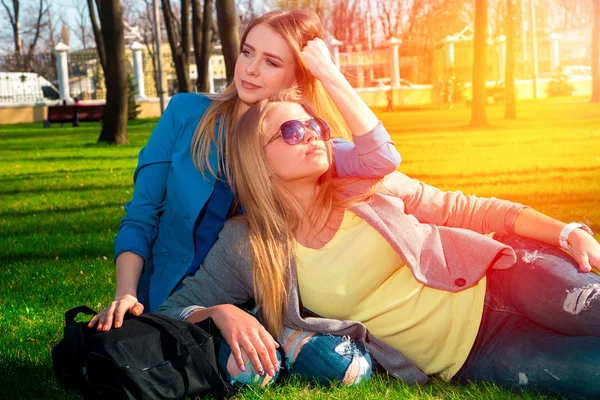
[455,234,600,399]
[217,328,372,388]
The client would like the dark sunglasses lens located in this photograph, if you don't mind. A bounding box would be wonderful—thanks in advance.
[310,118,330,140]
[280,120,305,145]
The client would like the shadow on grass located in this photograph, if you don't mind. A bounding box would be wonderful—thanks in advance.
[0,359,77,399]
[0,167,133,183]
[0,202,124,217]
[0,182,131,196]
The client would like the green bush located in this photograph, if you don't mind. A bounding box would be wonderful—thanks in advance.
[127,73,141,121]
[546,66,574,97]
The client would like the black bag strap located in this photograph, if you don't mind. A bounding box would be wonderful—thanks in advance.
[136,314,230,398]
[65,306,97,325]
[60,306,98,384]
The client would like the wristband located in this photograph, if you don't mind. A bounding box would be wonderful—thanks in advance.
[559,222,593,251]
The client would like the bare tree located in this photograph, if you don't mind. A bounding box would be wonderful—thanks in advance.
[592,0,599,102]
[162,0,192,92]
[87,0,106,73]
[470,0,488,127]
[376,0,405,40]
[70,1,92,50]
[1,0,50,70]
[216,0,240,83]
[96,0,128,144]
[192,0,215,92]
[504,0,516,118]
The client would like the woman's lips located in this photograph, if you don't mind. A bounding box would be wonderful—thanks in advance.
[306,146,326,155]
[241,80,261,90]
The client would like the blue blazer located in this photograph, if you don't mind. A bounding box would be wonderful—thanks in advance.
[114,93,401,311]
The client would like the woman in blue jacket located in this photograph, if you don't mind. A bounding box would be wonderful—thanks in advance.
[88,9,401,330]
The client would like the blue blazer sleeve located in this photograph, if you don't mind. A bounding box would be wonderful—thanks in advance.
[332,122,401,178]
[114,95,183,262]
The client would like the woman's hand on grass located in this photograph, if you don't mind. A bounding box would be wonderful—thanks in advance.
[210,304,279,377]
[569,229,600,273]
[87,294,144,331]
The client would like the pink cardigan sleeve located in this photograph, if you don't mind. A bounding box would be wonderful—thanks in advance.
[381,172,527,235]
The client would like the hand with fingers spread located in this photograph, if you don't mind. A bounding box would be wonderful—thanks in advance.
[209,304,280,377]
[88,294,144,331]
[567,229,600,273]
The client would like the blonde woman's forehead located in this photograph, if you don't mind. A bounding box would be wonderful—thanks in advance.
[266,103,311,134]
[244,24,295,64]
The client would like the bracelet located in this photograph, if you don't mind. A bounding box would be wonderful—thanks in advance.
[559,222,594,251]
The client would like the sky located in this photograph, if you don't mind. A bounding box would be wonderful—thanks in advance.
[0,0,271,53]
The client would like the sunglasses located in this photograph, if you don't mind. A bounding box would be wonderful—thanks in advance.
[265,117,331,147]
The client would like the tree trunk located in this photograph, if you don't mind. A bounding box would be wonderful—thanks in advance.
[97,0,128,145]
[191,0,203,90]
[504,0,517,118]
[216,0,240,83]
[87,0,106,73]
[161,0,192,92]
[470,0,489,127]
[592,0,600,102]
[196,0,213,92]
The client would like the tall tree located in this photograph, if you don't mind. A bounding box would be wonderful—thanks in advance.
[1,0,49,70]
[216,0,239,83]
[162,0,192,92]
[87,0,106,73]
[192,0,214,92]
[504,0,516,118]
[96,0,128,144]
[470,0,489,127]
[592,0,600,102]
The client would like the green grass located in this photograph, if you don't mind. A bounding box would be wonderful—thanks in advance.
[1,100,599,399]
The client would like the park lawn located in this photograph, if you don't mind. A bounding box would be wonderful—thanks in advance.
[0,99,598,400]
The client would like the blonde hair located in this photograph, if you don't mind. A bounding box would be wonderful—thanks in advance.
[227,89,376,337]
[191,8,351,178]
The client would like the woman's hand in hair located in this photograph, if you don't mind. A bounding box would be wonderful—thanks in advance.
[88,294,144,331]
[210,304,280,376]
[301,37,339,83]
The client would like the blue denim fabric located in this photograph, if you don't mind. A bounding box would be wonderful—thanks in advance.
[455,234,600,399]
[217,332,372,387]
[217,340,282,387]
[284,332,372,386]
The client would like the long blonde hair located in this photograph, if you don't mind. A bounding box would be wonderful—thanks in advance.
[191,8,351,178]
[227,89,376,337]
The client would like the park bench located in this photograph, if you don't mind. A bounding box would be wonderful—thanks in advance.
[45,103,105,127]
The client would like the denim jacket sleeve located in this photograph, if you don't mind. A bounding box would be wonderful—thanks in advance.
[113,95,183,262]
[155,220,255,320]
[332,122,401,178]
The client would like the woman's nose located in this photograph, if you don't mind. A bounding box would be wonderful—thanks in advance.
[304,126,319,142]
[245,59,259,77]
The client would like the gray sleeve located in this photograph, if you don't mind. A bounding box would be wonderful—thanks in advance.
[155,219,255,320]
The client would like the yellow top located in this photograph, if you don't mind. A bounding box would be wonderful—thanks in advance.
[295,211,486,380]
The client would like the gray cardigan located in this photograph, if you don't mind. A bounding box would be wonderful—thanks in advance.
[156,171,526,384]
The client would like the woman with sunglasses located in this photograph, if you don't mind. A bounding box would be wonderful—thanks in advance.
[157,89,600,397]
[88,10,401,332]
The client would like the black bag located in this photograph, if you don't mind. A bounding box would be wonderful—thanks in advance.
[51,306,234,400]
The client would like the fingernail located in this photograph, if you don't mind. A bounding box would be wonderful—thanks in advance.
[115,322,120,328]
[274,363,280,370]
[268,368,275,376]
[583,265,592,272]
[104,326,109,331]
[258,369,264,376]
[239,364,245,372]
[97,324,102,330]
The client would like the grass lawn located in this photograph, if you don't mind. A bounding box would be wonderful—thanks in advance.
[1,99,599,399]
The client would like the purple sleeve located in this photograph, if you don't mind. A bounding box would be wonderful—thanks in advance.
[332,122,401,178]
